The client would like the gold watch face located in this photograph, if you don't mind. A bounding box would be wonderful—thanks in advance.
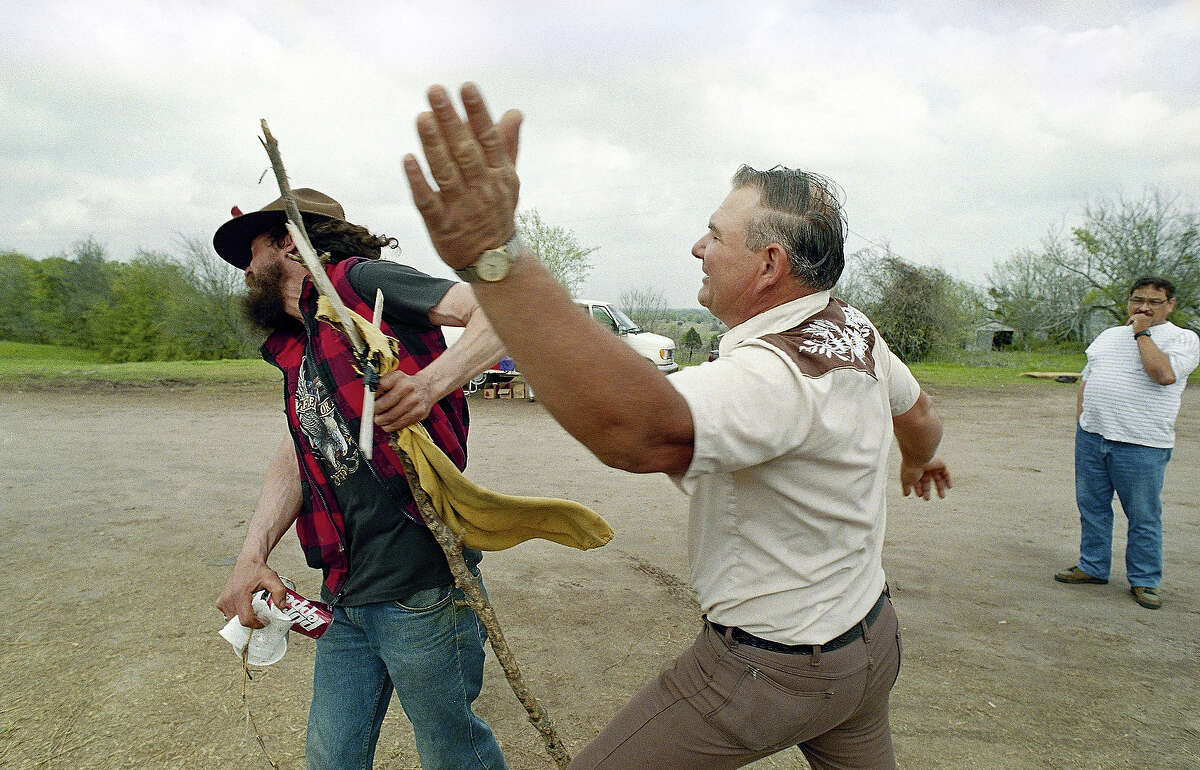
[475,251,511,281]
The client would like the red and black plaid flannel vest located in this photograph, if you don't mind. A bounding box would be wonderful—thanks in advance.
[261,257,469,599]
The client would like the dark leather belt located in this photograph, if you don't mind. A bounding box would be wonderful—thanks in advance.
[709,591,888,655]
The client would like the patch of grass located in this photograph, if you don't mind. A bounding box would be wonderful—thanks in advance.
[0,341,276,387]
[685,345,1194,388]
[913,346,1198,387]
[0,341,106,362]
[910,348,1088,389]
[1,340,1193,390]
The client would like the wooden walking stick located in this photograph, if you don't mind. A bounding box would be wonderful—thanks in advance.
[259,121,380,460]
[259,120,573,768]
[394,442,573,767]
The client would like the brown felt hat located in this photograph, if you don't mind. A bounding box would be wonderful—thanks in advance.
[212,188,346,269]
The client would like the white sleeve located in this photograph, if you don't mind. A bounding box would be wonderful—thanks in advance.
[874,338,921,416]
[1165,329,1200,380]
[668,344,815,494]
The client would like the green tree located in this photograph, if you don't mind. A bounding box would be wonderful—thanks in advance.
[845,248,981,362]
[174,235,261,358]
[62,237,114,341]
[26,256,79,342]
[517,209,596,296]
[0,239,117,346]
[86,251,198,361]
[987,190,1200,339]
[986,234,1092,346]
[681,327,703,363]
[1,235,259,361]
[1070,191,1198,327]
[0,252,41,341]
[84,245,258,362]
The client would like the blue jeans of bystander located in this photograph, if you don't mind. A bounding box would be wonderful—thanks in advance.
[1075,425,1171,588]
[305,580,507,770]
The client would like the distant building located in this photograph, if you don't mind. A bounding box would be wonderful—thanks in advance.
[971,320,1015,351]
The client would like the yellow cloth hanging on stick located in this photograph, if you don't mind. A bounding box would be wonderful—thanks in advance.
[391,424,612,551]
[317,296,613,552]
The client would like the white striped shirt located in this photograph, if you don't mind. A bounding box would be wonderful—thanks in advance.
[1080,322,1199,448]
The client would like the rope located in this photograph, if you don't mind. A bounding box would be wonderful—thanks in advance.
[240,631,279,769]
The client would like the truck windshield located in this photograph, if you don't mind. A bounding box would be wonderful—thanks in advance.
[608,306,643,334]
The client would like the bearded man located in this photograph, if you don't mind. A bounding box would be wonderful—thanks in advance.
[212,188,509,769]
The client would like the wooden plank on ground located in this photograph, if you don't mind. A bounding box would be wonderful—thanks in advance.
[1020,371,1081,382]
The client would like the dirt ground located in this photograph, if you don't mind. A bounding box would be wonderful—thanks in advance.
[1,381,1198,769]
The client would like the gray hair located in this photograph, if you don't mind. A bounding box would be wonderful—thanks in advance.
[731,165,846,291]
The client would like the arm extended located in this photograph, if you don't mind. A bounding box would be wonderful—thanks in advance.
[469,254,695,473]
[374,282,507,432]
[402,83,694,473]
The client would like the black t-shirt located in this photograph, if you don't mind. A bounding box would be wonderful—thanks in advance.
[348,260,454,329]
[308,259,480,606]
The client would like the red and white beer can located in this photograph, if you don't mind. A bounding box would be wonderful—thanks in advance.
[262,580,333,639]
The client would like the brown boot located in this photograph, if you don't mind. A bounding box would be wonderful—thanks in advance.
[1130,586,1161,610]
[1054,566,1108,584]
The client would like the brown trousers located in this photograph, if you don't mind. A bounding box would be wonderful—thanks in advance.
[570,599,901,769]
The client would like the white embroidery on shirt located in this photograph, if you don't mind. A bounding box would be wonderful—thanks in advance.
[796,305,873,365]
[759,299,878,379]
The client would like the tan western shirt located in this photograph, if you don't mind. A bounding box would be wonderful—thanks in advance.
[669,291,920,645]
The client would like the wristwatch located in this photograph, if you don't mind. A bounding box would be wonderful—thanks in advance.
[1134,330,1152,340]
[455,233,522,283]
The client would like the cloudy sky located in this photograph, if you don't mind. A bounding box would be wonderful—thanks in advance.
[3,0,1197,306]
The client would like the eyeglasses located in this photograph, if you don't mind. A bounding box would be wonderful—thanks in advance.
[1128,296,1169,307]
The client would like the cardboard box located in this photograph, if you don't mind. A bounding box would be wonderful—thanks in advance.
[510,382,527,399]
[482,385,497,399]
[496,386,513,399]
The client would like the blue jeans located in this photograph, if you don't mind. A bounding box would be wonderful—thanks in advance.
[1075,426,1171,588]
[306,580,508,770]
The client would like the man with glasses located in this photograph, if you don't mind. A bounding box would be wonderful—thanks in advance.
[1055,277,1199,609]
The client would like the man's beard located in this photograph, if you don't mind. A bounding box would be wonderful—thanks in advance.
[242,261,291,331]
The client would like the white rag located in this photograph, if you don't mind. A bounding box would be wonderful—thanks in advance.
[218,591,293,666]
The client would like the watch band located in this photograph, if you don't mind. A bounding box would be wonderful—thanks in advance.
[1134,330,1152,339]
[455,233,521,283]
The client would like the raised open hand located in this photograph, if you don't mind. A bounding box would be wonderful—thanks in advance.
[404,83,523,269]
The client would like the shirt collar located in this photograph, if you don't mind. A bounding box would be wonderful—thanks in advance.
[719,290,832,354]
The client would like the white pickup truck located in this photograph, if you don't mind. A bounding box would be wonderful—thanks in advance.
[574,299,679,374]
[443,299,679,395]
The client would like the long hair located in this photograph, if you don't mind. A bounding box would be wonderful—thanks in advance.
[267,217,400,262]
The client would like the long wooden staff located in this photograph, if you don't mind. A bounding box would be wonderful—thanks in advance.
[260,121,379,460]
[259,120,572,768]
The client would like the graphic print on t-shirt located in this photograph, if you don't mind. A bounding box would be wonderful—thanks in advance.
[296,356,359,485]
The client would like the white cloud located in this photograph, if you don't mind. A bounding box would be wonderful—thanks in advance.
[0,0,1196,305]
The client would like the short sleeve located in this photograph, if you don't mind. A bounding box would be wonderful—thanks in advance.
[884,352,920,415]
[1166,329,1200,381]
[348,260,456,329]
[873,336,920,416]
